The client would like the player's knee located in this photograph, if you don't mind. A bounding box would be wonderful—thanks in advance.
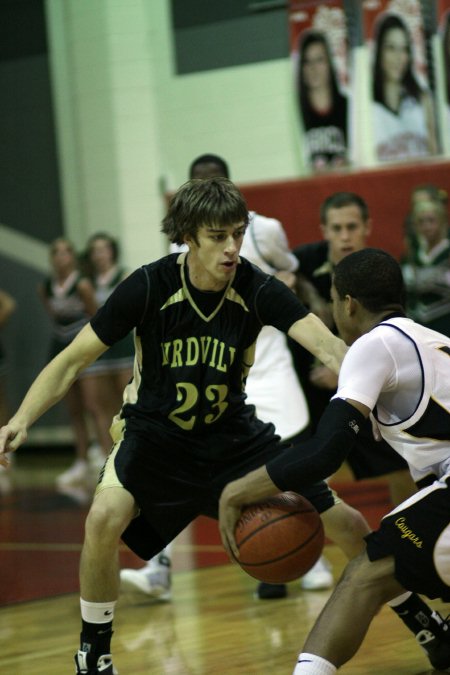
[321,501,370,558]
[338,553,375,597]
[342,552,396,600]
[343,551,373,581]
[348,505,371,541]
[85,498,132,542]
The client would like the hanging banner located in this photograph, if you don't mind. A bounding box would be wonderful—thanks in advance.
[363,0,440,163]
[289,0,350,172]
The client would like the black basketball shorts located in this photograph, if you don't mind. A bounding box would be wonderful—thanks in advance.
[365,475,450,601]
[96,415,338,559]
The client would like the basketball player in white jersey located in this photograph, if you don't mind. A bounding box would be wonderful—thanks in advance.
[220,248,450,673]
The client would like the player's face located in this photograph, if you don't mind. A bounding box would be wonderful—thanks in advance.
[184,222,247,291]
[322,205,371,265]
[302,43,330,90]
[380,28,409,84]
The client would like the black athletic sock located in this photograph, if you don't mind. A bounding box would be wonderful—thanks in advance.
[390,594,445,638]
[391,594,450,669]
[80,620,113,656]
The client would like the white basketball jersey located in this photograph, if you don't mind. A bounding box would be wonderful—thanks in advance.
[374,318,450,483]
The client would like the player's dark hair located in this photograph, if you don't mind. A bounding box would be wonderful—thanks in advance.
[333,248,405,312]
[161,177,249,245]
[320,192,369,223]
[373,14,421,105]
[189,154,230,179]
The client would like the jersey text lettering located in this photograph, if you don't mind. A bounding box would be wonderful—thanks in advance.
[161,337,236,372]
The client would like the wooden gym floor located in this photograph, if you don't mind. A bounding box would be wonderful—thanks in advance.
[0,448,447,674]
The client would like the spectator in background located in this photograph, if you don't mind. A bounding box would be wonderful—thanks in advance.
[297,31,348,171]
[80,233,134,469]
[401,198,450,336]
[403,183,448,259]
[372,13,438,162]
[39,238,97,488]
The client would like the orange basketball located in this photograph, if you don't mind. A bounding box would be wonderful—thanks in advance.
[233,492,324,584]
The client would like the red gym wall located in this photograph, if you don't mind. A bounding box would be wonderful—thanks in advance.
[239,160,450,260]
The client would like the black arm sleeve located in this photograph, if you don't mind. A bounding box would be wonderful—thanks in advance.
[255,275,309,333]
[266,398,366,492]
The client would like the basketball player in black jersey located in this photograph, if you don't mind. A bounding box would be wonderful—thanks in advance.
[0,177,372,674]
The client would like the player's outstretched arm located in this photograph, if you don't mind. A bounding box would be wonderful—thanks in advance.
[219,466,280,560]
[288,312,347,375]
[0,324,108,461]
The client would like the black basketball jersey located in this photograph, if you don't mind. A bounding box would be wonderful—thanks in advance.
[91,253,308,433]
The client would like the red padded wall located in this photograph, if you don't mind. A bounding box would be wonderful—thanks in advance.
[239,160,450,260]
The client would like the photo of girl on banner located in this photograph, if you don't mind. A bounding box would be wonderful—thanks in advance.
[290,1,349,172]
[367,2,439,163]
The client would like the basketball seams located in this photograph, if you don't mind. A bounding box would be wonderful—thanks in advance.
[237,523,324,568]
[236,510,314,548]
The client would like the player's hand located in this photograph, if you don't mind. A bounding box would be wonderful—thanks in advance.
[218,485,242,561]
[0,421,28,465]
[219,467,278,561]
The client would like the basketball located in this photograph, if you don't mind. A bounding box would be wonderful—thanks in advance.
[233,492,324,584]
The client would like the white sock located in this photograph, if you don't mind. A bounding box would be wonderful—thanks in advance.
[293,653,337,674]
[80,598,116,624]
